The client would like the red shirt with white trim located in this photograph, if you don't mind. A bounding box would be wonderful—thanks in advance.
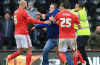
[14,8,44,35]
[55,10,80,38]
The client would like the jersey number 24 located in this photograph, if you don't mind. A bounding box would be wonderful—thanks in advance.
[60,18,72,27]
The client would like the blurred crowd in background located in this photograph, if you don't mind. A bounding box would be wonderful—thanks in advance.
[0,0,100,50]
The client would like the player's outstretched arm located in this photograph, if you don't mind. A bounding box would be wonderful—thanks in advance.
[28,18,51,24]
[23,10,51,24]
[44,21,51,24]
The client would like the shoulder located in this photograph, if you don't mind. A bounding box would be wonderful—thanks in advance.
[17,9,28,14]
[71,12,78,18]
[56,12,61,16]
[34,9,38,12]
[91,32,96,35]
[23,9,28,13]
[70,11,77,16]
[51,13,57,17]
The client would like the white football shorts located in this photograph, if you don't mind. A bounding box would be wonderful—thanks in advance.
[58,38,77,52]
[15,35,32,49]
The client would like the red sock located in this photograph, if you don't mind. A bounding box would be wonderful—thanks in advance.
[26,52,32,65]
[73,54,78,65]
[7,51,20,62]
[77,49,85,63]
[59,53,67,64]
[56,52,60,59]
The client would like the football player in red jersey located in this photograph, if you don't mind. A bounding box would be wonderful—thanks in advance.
[54,1,81,65]
[57,3,86,65]
[3,0,51,65]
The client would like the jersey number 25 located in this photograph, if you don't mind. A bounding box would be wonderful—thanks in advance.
[60,18,71,27]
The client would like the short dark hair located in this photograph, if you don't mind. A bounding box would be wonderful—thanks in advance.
[51,3,59,9]
[96,24,100,28]
[76,3,84,9]
[62,0,71,9]
[60,3,63,7]
[4,12,11,15]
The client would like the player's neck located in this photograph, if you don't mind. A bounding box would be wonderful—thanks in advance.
[64,9,70,11]
[19,7,24,9]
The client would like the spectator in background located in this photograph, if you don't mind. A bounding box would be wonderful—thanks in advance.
[37,28,48,49]
[0,32,2,42]
[27,1,39,46]
[87,24,100,50]
[0,12,14,50]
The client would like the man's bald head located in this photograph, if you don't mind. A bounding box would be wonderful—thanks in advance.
[19,0,27,9]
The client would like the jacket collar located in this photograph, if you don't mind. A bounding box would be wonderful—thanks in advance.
[49,8,59,14]
[27,7,35,11]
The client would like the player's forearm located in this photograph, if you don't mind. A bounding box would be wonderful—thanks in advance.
[28,18,44,24]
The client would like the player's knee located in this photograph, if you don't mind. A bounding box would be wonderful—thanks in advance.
[18,48,23,54]
[26,47,32,53]
[72,49,77,55]
[20,51,23,54]
[59,52,64,55]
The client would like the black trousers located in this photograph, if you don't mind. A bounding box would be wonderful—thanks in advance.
[77,36,90,65]
[0,37,12,49]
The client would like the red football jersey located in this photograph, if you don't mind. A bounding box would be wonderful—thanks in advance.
[55,10,80,38]
[14,8,44,35]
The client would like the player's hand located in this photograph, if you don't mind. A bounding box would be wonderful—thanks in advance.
[35,16,40,20]
[53,21,58,24]
[87,49,91,51]
[77,25,82,29]
[44,21,51,24]
[43,28,46,32]
[36,12,42,16]
[49,16,54,21]
[41,14,46,20]
[31,27,35,31]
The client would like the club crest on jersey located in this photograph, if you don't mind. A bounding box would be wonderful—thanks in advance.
[63,13,70,16]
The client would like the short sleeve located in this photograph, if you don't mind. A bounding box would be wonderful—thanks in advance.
[74,15,80,25]
[55,13,60,26]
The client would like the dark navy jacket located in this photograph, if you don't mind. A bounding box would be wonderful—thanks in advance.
[35,8,59,38]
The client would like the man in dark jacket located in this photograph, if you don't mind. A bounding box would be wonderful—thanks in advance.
[87,24,100,50]
[31,3,73,65]
[0,12,14,49]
